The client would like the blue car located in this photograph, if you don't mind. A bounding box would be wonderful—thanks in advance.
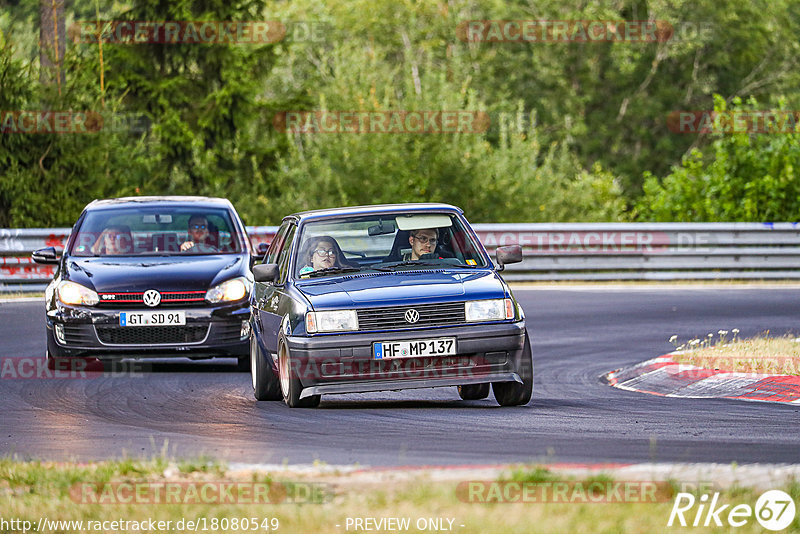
[249,203,531,407]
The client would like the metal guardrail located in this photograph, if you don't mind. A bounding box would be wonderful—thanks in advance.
[1,223,799,291]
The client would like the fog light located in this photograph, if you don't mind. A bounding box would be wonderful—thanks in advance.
[240,320,251,340]
[54,324,65,344]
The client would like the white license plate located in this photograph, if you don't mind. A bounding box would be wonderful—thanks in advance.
[119,311,186,326]
[373,337,456,359]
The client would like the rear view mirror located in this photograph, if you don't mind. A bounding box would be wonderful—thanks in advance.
[257,242,270,255]
[253,263,279,282]
[495,245,522,271]
[368,220,396,236]
[32,247,61,265]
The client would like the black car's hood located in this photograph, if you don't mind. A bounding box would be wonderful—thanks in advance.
[297,269,506,309]
[65,255,246,292]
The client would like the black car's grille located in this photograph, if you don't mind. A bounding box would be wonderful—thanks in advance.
[95,325,209,345]
[97,291,207,308]
[356,302,466,331]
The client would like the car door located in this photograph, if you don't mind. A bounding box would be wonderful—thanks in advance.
[253,222,297,355]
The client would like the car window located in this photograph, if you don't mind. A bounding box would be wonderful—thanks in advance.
[70,206,243,256]
[265,223,290,265]
[294,213,488,278]
[275,225,296,285]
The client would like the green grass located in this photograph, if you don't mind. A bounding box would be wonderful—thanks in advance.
[1,458,799,533]
[672,333,800,375]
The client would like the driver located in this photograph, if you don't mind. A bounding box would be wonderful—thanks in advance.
[180,215,218,253]
[404,228,439,260]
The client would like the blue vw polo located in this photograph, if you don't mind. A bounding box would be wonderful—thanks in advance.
[249,204,532,407]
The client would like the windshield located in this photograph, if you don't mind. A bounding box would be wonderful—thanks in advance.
[69,206,243,257]
[293,212,489,278]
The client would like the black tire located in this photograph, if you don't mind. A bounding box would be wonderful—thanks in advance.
[492,330,533,406]
[277,334,320,408]
[457,383,490,400]
[46,349,58,371]
[251,334,281,401]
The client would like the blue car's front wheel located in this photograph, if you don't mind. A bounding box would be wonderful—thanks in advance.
[277,333,320,408]
[492,330,533,406]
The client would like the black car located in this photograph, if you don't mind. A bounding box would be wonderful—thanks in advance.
[250,203,532,407]
[32,196,254,368]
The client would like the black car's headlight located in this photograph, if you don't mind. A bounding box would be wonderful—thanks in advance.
[305,310,359,333]
[465,298,514,321]
[57,280,99,306]
[205,277,250,303]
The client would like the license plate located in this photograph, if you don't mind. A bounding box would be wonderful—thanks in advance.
[373,338,456,359]
[119,311,186,326]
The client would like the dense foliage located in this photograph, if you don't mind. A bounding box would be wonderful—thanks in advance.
[1,0,798,225]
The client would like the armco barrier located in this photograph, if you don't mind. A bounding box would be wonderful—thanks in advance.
[1,223,799,291]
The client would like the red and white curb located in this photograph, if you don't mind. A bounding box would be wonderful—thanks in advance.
[605,354,800,404]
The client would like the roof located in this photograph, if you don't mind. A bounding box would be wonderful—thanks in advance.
[86,196,234,209]
[288,203,463,222]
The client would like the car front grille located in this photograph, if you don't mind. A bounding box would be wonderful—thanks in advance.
[95,325,209,345]
[356,302,466,331]
[97,291,207,308]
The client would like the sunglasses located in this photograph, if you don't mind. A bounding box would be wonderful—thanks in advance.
[314,249,336,258]
[190,224,207,230]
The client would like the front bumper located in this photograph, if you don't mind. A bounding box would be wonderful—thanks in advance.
[284,321,527,398]
[46,301,250,359]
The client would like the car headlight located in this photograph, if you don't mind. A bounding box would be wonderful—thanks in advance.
[306,310,359,333]
[205,277,250,303]
[57,280,99,306]
[465,298,514,322]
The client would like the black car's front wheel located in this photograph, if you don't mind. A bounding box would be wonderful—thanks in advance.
[251,334,281,401]
[277,334,320,408]
[492,330,533,406]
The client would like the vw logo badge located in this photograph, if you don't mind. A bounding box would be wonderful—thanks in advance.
[143,289,161,307]
[404,308,419,324]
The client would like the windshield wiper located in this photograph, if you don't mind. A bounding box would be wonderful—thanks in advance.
[445,263,483,268]
[305,266,363,278]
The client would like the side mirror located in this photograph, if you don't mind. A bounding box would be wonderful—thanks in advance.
[32,247,61,265]
[495,245,522,271]
[253,263,279,283]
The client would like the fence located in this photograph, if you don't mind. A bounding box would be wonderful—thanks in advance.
[2,223,799,291]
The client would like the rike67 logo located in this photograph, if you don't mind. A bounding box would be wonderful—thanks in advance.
[668,490,796,530]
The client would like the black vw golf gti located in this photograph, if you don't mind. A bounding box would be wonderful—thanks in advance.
[32,197,254,368]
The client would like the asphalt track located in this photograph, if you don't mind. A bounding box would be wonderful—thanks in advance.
[1,287,799,466]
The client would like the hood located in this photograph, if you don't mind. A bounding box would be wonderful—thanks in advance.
[64,255,246,292]
[297,269,505,309]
